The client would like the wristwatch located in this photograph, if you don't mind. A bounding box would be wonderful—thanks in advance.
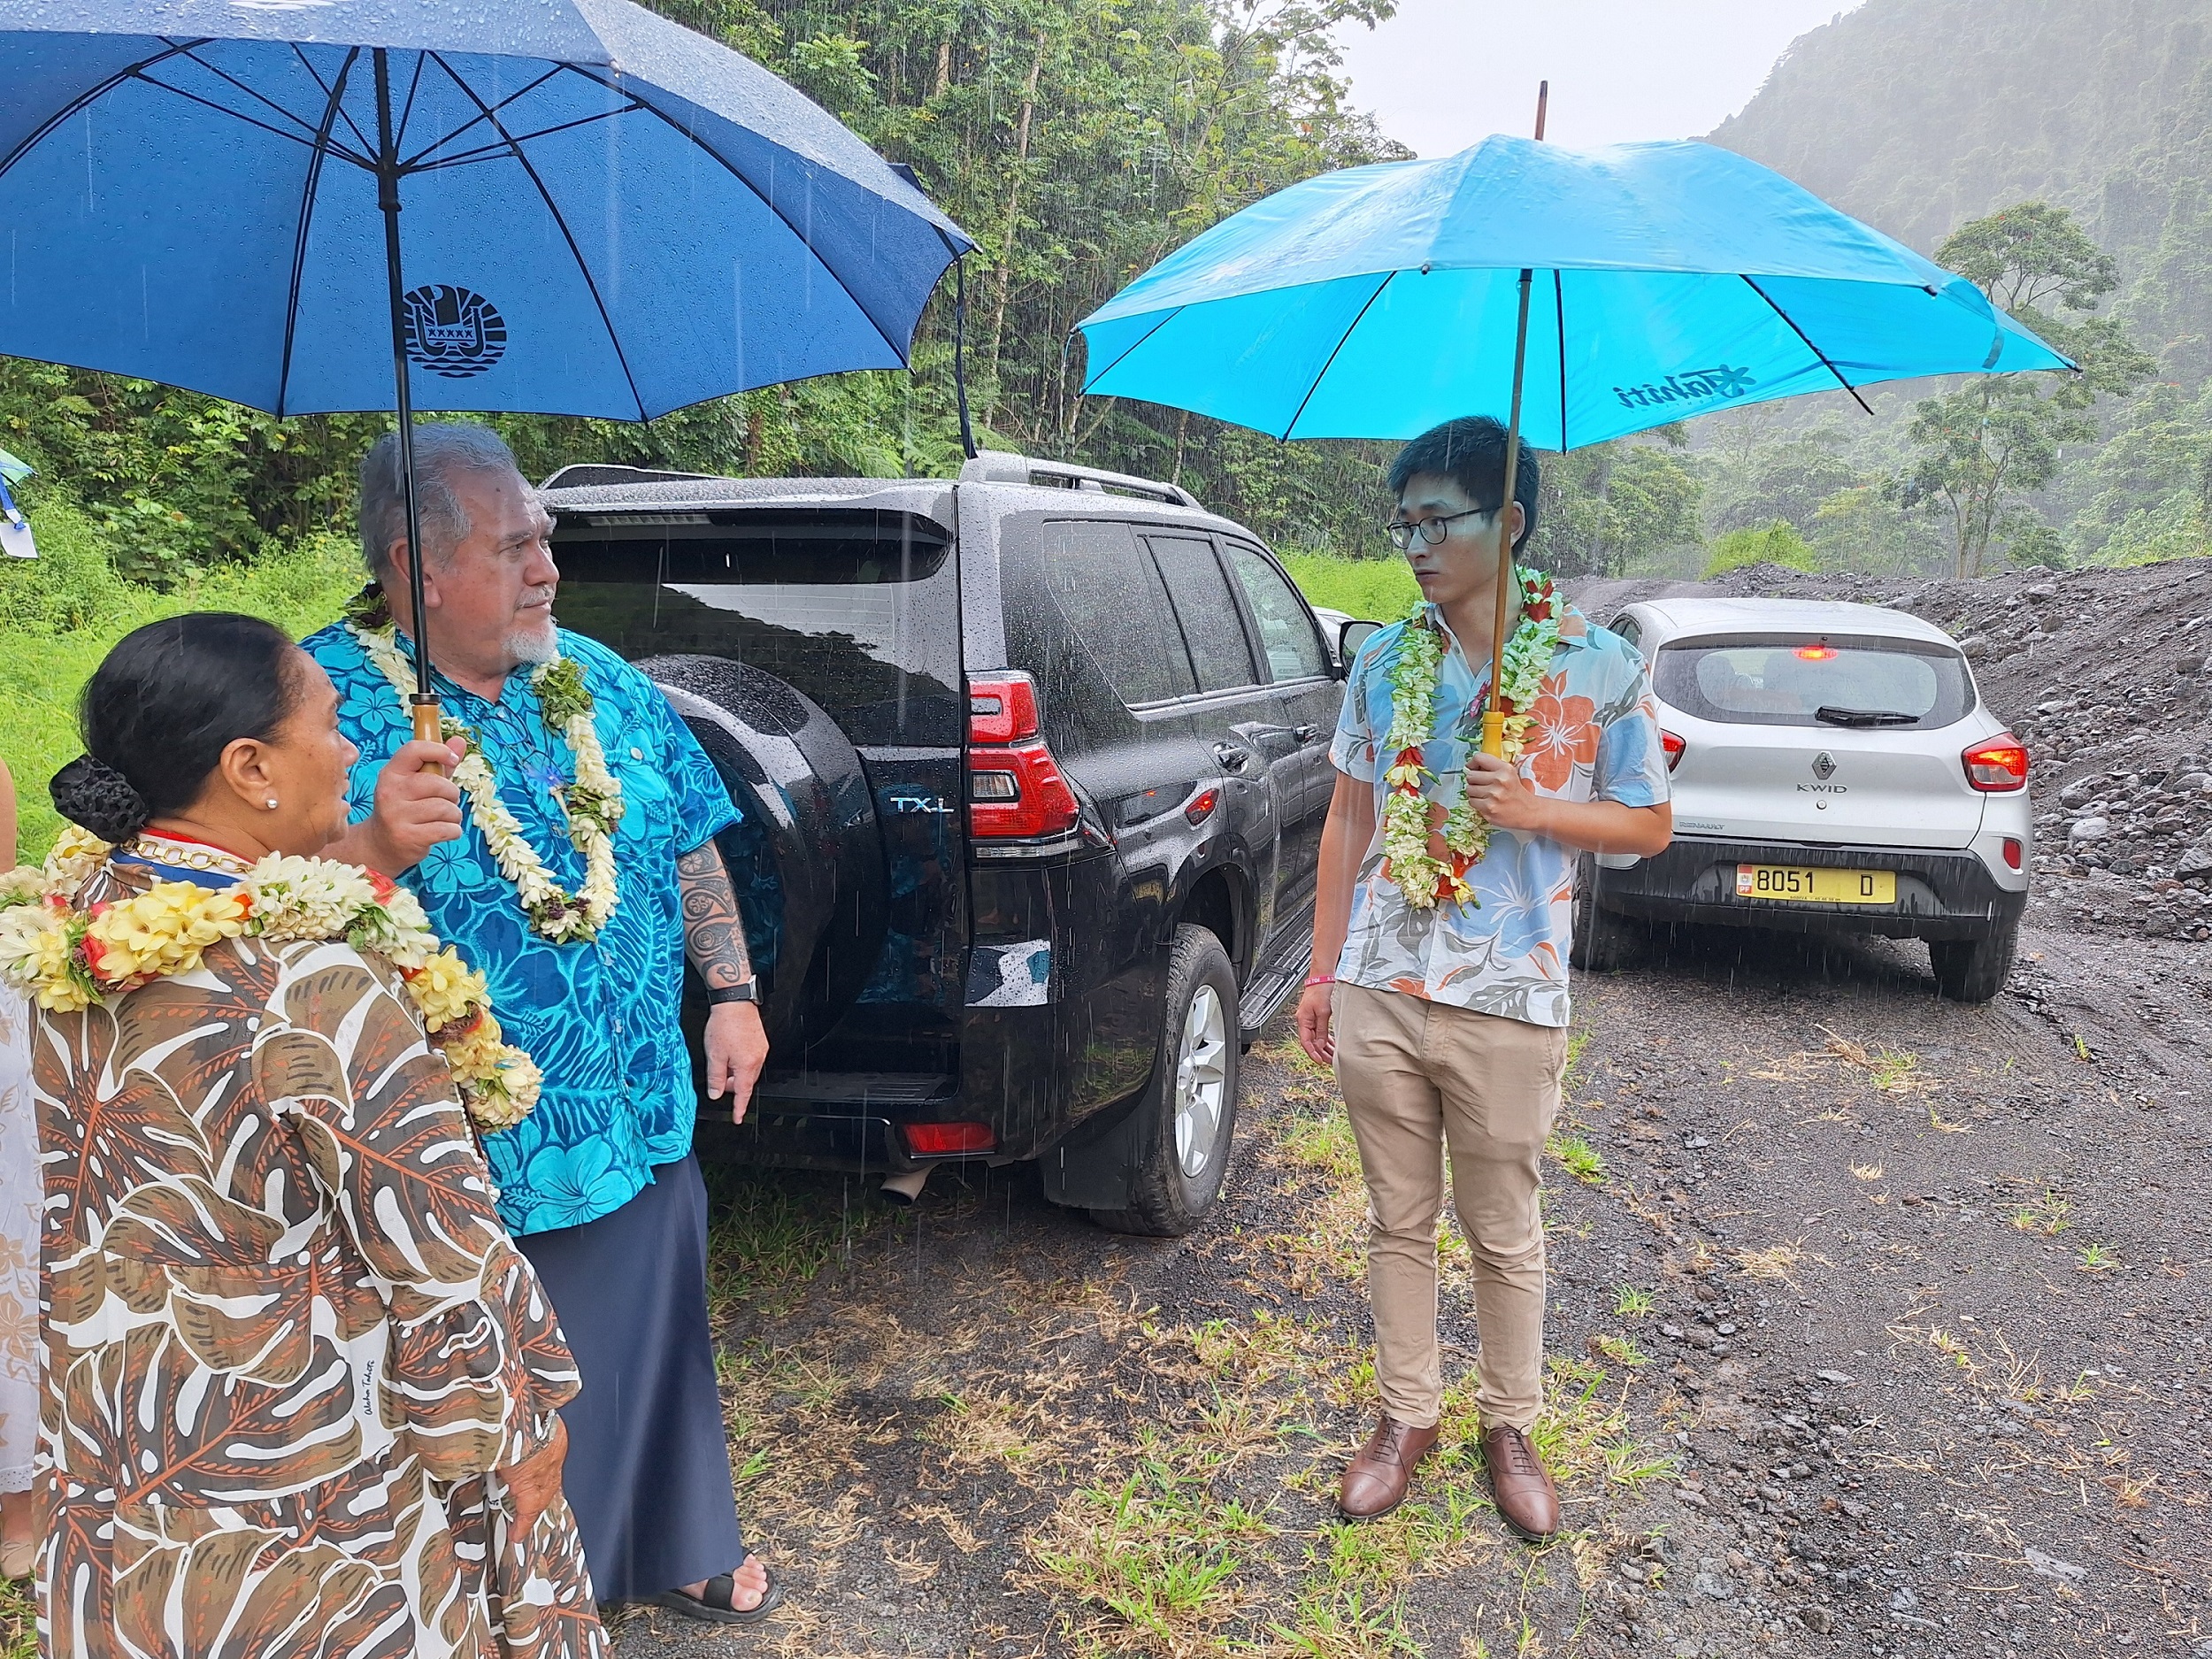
[704,979,759,1006]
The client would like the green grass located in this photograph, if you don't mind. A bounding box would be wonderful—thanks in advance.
[0,501,360,861]
[1280,549,1420,622]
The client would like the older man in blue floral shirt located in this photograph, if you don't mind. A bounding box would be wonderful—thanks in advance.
[311,424,780,1625]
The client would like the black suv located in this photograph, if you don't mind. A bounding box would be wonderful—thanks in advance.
[541,451,1350,1234]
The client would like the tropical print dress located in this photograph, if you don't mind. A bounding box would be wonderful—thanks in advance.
[32,850,609,1659]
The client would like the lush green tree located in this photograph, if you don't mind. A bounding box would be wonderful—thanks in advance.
[1703,519,1816,578]
[1528,431,1702,577]
[1899,202,2154,576]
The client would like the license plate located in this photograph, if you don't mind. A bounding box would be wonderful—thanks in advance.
[1734,864,1897,905]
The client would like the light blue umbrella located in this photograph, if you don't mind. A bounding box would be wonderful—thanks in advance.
[0,0,972,704]
[1077,134,2068,447]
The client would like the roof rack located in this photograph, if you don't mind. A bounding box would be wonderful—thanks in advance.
[539,463,718,491]
[957,449,1200,509]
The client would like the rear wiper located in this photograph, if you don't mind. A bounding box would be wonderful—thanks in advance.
[1815,705,1918,727]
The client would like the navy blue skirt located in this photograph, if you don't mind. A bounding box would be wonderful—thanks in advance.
[518,1154,746,1601]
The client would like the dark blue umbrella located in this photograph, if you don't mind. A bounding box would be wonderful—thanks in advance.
[0,0,972,710]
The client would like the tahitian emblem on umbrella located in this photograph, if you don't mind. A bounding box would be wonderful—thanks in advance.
[1612,363,1757,411]
[401,286,509,379]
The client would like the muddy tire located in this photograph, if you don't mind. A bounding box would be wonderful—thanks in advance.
[1090,925,1241,1238]
[1571,858,1648,972]
[1930,922,2018,1003]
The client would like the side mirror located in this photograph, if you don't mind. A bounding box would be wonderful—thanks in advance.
[1336,618,1381,675]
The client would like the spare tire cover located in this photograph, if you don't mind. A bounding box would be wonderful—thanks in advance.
[641,655,886,1048]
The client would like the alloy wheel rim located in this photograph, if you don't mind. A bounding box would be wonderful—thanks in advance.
[1172,981,1230,1179]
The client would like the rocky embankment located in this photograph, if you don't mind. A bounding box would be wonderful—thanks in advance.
[1574,556,2212,944]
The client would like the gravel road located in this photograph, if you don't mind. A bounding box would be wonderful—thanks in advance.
[604,565,2210,1658]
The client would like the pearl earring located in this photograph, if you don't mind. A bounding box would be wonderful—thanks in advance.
[265,798,279,810]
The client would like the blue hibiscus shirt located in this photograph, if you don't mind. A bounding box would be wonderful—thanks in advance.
[303,622,740,1235]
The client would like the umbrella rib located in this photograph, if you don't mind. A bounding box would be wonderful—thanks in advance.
[166,45,334,147]
[398,65,566,172]
[1282,271,1394,442]
[396,51,430,149]
[0,41,209,187]
[274,47,361,419]
[1079,306,1185,390]
[291,42,378,158]
[551,64,918,369]
[1740,275,1877,417]
[430,54,649,420]
[408,108,643,175]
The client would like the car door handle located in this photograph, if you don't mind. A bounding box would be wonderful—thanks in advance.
[1293,724,1321,742]
[1212,741,1251,772]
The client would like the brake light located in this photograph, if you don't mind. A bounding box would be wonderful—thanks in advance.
[902,1121,996,1157]
[968,675,1041,743]
[1962,734,2028,792]
[1186,787,1219,826]
[968,672,1080,838]
[1661,729,1685,771]
[1795,644,1838,662]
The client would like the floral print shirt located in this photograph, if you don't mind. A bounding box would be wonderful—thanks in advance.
[303,624,740,1235]
[35,855,605,1658]
[1329,602,1670,1027]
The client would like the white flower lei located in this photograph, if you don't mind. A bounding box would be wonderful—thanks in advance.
[346,593,622,945]
[0,827,540,1131]
[1379,569,1563,910]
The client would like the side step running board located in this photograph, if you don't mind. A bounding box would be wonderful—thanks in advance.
[1238,939,1312,1039]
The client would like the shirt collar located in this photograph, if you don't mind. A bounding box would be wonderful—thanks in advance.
[1413,599,1593,670]
[380,624,540,713]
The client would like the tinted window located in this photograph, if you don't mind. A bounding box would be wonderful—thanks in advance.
[1038,519,1197,705]
[1655,634,1972,729]
[552,515,961,745]
[1225,543,1330,682]
[1147,535,1257,693]
[1610,614,1642,651]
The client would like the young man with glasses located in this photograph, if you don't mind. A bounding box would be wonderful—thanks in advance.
[1296,415,1673,1536]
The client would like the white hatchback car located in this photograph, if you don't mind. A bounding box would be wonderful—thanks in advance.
[1579,597,2032,1002]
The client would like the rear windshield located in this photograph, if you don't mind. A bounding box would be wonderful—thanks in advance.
[550,513,959,746]
[1654,634,1972,729]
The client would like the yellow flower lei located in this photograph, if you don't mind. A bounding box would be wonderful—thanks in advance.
[345,588,621,945]
[1378,570,1562,910]
[0,827,539,1132]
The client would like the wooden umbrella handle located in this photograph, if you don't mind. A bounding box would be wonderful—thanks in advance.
[411,695,447,775]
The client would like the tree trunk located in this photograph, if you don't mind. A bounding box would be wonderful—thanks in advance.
[933,39,951,99]
[984,31,1048,410]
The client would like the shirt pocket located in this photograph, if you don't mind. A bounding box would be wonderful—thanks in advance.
[609,735,676,847]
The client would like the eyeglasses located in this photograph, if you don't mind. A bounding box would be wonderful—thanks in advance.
[1386,507,1495,550]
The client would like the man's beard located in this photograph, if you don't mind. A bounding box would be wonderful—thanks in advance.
[503,599,559,665]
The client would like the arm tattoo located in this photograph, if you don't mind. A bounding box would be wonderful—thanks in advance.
[676,843,753,989]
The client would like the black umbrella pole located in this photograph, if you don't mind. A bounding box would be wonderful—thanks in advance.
[1484,267,1535,758]
[373,49,441,747]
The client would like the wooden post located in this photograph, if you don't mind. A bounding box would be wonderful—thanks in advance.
[1481,81,1548,758]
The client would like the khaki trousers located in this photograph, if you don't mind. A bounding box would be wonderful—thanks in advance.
[1332,981,1567,1432]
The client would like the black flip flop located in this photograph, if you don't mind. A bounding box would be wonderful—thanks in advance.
[650,1565,783,1625]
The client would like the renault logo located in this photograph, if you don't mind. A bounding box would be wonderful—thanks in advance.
[1811,752,1837,781]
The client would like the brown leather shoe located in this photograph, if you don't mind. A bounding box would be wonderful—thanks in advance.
[1338,1415,1440,1519]
[1482,1425,1561,1539]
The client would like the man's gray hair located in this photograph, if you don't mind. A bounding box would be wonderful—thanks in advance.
[358,422,527,583]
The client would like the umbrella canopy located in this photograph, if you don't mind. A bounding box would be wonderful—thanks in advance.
[0,449,29,485]
[0,0,971,419]
[1077,135,2068,445]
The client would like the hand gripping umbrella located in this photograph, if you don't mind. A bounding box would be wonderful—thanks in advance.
[1076,89,2069,755]
[0,0,972,741]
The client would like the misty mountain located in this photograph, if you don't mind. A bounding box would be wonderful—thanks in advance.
[1712,0,2212,381]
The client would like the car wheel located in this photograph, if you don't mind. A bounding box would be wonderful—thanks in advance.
[1929,922,2019,1003]
[1571,858,1647,972]
[1090,924,1240,1238]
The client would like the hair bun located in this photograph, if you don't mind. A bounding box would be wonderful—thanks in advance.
[50,755,151,844]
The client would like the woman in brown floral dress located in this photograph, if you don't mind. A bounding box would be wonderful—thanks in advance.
[19,614,607,1658]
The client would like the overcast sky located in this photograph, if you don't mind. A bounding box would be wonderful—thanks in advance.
[1333,1,1869,157]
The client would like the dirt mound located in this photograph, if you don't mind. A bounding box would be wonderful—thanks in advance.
[1568,557,2212,945]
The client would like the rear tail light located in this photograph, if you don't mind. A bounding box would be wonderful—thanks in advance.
[902,1121,996,1157]
[968,671,1080,839]
[1185,787,1219,826]
[1661,729,1685,771]
[1962,734,2028,792]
